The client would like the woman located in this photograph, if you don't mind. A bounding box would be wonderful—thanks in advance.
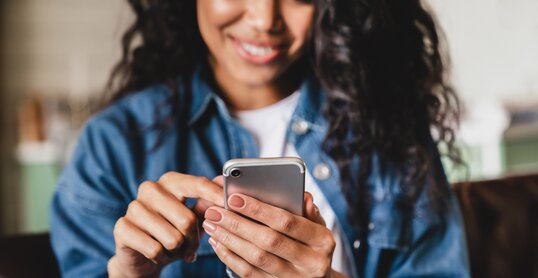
[50,0,470,277]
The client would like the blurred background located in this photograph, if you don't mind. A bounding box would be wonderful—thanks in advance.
[0,0,537,236]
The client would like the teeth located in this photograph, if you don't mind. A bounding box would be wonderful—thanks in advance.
[240,42,275,56]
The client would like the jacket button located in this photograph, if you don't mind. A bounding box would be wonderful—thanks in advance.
[292,120,309,135]
[353,240,361,249]
[368,222,375,230]
[313,163,331,180]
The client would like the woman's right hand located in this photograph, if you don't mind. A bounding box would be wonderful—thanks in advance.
[108,172,224,277]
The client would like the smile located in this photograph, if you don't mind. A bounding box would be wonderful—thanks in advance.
[231,37,284,64]
[240,42,276,56]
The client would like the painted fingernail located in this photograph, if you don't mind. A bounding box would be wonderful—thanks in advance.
[205,208,222,222]
[208,237,217,247]
[228,195,245,208]
[203,220,216,233]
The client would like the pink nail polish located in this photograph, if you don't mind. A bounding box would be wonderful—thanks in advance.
[203,221,216,233]
[205,208,222,222]
[228,195,245,208]
[208,237,217,247]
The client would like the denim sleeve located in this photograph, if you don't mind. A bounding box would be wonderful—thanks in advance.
[389,193,470,277]
[362,188,470,278]
[360,146,470,278]
[50,115,133,277]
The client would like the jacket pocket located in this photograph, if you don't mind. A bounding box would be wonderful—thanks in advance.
[367,200,411,251]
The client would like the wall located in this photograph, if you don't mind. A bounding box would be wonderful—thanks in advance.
[0,0,129,235]
[429,0,538,103]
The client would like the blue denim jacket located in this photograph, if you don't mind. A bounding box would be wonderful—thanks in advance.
[50,66,470,277]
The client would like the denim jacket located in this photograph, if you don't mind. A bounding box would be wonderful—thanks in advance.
[50,66,470,277]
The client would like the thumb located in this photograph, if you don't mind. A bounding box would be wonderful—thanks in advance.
[192,175,225,216]
[193,175,225,237]
[304,192,326,227]
[212,175,224,187]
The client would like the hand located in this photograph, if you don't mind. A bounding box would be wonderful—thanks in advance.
[203,190,343,278]
[108,172,224,277]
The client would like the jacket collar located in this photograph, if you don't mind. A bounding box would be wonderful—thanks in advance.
[186,63,327,129]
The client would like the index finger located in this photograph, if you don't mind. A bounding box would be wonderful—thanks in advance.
[158,172,224,207]
[226,193,332,247]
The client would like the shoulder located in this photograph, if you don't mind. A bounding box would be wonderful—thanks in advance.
[75,84,179,178]
[93,84,173,129]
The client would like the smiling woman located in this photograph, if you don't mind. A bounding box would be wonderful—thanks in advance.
[49,0,470,277]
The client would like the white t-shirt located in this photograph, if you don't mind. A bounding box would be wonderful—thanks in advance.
[233,91,352,277]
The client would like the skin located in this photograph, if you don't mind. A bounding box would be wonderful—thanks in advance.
[109,0,346,277]
[197,0,314,110]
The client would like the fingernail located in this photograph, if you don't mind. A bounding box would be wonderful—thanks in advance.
[228,195,245,208]
[203,221,216,233]
[205,208,222,222]
[208,237,217,247]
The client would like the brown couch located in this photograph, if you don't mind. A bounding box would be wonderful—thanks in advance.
[454,173,538,278]
[0,174,537,278]
[0,233,60,278]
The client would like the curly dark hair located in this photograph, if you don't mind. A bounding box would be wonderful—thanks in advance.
[108,0,461,229]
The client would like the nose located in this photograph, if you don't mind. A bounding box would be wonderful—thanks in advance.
[245,0,283,32]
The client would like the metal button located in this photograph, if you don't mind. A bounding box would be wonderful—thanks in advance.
[368,222,375,231]
[353,240,361,249]
[313,163,331,180]
[292,120,309,135]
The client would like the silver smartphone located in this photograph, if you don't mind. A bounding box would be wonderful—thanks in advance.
[223,157,306,216]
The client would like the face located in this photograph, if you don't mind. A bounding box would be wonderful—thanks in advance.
[197,0,315,88]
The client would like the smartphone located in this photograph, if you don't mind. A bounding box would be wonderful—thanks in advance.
[223,157,306,216]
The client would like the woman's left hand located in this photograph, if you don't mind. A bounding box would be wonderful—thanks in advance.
[203,179,341,277]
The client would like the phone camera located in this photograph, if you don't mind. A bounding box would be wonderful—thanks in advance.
[231,169,241,178]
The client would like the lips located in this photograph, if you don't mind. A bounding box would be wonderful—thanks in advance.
[230,36,286,64]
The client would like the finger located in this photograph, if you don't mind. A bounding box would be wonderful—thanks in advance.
[206,223,297,277]
[207,236,275,278]
[205,206,320,267]
[212,175,224,187]
[227,193,332,248]
[138,183,200,256]
[304,192,326,226]
[158,172,224,207]
[126,200,186,254]
[191,176,225,216]
[114,217,168,264]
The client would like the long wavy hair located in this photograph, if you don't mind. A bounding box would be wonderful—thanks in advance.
[108,0,462,230]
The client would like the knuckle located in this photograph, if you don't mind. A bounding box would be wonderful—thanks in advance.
[250,203,263,218]
[251,249,270,269]
[137,181,154,197]
[313,260,331,277]
[194,176,210,186]
[179,216,197,234]
[221,232,233,246]
[146,243,163,260]
[184,210,198,225]
[322,232,336,253]
[164,231,183,250]
[228,217,240,233]
[177,209,197,228]
[262,231,283,251]
[127,200,143,217]
[241,267,256,278]
[159,171,177,184]
[183,213,198,230]
[277,214,296,233]
[113,217,127,238]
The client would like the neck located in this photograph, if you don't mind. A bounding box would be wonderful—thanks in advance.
[208,60,304,111]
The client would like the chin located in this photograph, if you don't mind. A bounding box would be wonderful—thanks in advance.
[232,68,283,87]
